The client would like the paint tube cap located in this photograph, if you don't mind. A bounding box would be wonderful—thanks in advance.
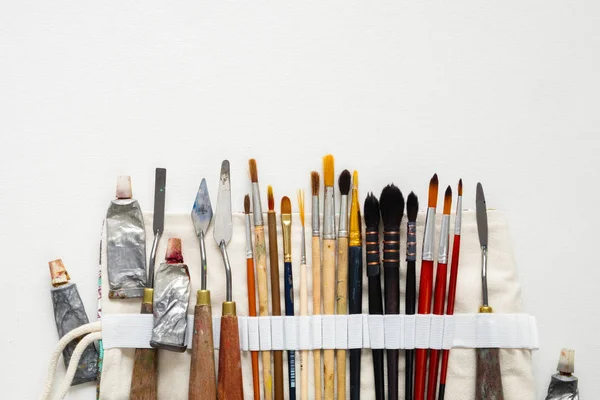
[557,348,575,374]
[49,259,70,286]
[116,176,132,199]
[166,238,183,263]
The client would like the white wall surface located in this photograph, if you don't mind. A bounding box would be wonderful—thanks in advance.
[1,1,598,399]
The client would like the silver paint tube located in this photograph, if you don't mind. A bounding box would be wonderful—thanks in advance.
[150,261,191,352]
[545,349,579,400]
[106,198,146,299]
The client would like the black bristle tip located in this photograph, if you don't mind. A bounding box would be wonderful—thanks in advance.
[338,169,351,195]
[363,193,380,229]
[379,184,404,229]
[407,192,419,222]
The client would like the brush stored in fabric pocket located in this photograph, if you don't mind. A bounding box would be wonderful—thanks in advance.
[150,238,191,352]
[49,259,99,385]
[105,176,147,299]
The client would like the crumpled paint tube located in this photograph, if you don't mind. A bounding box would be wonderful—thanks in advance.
[106,176,146,299]
[545,349,579,400]
[150,238,191,352]
[49,259,99,385]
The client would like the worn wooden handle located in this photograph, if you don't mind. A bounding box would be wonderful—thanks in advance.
[312,236,322,400]
[336,237,348,400]
[189,303,216,400]
[323,238,336,400]
[255,226,274,400]
[218,314,244,400]
[476,347,504,400]
[130,302,158,400]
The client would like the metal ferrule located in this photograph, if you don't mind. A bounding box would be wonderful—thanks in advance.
[300,226,307,265]
[455,196,462,235]
[323,186,336,240]
[338,195,349,238]
[481,245,489,307]
[422,207,436,261]
[406,221,417,262]
[312,196,320,236]
[147,232,162,288]
[251,182,264,226]
[282,213,292,262]
[349,190,361,247]
[438,214,451,264]
[220,241,232,302]
[199,230,208,291]
[245,214,254,259]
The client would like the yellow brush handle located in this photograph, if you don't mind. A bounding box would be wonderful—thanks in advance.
[300,261,309,400]
[312,236,322,400]
[323,238,336,400]
[336,237,348,400]
[255,226,273,400]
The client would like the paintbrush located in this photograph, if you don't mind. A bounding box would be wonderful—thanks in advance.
[267,185,281,400]
[336,169,351,400]
[427,186,452,400]
[414,173,439,400]
[310,171,323,400]
[214,160,244,399]
[298,189,309,400]
[189,179,216,400]
[281,196,297,400]
[245,195,261,400]
[130,168,166,400]
[322,154,336,400]
[438,180,462,400]
[348,171,362,400]
[364,193,385,400]
[379,184,404,400]
[405,192,419,400]
[249,159,275,400]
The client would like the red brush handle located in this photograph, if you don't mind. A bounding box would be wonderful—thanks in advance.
[246,258,260,400]
[415,259,435,400]
[427,261,448,400]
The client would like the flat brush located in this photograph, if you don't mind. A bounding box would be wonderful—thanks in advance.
[364,194,385,400]
[322,155,336,400]
[310,171,323,400]
[348,171,362,400]
[380,184,404,400]
[405,192,419,400]
[438,180,462,400]
[427,186,452,400]
[281,196,297,400]
[249,159,275,400]
[245,195,261,400]
[414,174,439,400]
[298,189,309,400]
[336,169,351,400]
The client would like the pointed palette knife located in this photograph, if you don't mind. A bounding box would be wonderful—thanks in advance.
[130,168,166,400]
[214,160,244,399]
[189,178,217,400]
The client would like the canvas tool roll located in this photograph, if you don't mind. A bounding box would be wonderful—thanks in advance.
[49,211,538,400]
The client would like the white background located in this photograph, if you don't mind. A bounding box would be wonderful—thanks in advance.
[1,2,598,399]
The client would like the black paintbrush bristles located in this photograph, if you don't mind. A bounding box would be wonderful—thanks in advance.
[407,192,418,223]
[380,184,405,229]
[405,190,419,400]
[364,193,380,229]
[338,169,351,196]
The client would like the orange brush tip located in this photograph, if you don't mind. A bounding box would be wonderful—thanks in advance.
[267,185,274,211]
[249,159,258,183]
[353,170,358,189]
[458,179,463,196]
[323,154,334,187]
[443,186,452,214]
[297,189,305,226]
[428,173,439,208]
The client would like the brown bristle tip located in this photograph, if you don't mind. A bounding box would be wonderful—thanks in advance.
[244,194,251,214]
[248,159,258,182]
[458,179,463,196]
[338,169,351,195]
[116,176,132,199]
[267,185,275,210]
[281,196,292,214]
[323,155,334,187]
[311,172,320,196]
[49,259,70,286]
[444,186,452,214]
[166,238,183,263]
[428,173,439,208]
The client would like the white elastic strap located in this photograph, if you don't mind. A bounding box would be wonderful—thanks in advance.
[40,321,102,400]
[335,315,348,349]
[271,316,285,350]
[55,331,103,400]
[430,315,445,350]
[347,314,363,349]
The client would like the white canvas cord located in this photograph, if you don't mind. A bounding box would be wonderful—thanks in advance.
[55,332,103,400]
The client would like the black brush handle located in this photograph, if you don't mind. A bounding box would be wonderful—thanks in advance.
[366,229,384,400]
[383,229,400,400]
[406,259,416,400]
[349,245,363,400]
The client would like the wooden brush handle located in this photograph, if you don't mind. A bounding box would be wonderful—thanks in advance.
[476,347,504,400]
[218,313,244,400]
[322,238,336,400]
[246,258,261,400]
[406,260,416,400]
[427,349,441,400]
[366,227,384,400]
[131,302,158,400]
[427,261,448,400]
[336,236,348,400]
[348,245,363,400]
[415,259,435,400]
[255,225,274,400]
[284,261,297,400]
[312,236,322,400]
[383,229,399,400]
[189,302,216,400]
[300,261,308,400]
[267,215,283,400]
